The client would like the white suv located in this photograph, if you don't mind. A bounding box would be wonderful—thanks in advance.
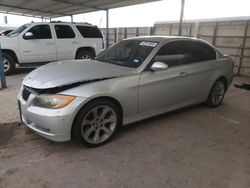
[0,22,104,75]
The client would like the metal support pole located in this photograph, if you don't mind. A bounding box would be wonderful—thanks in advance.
[0,44,7,88]
[178,0,185,36]
[106,9,109,48]
[71,15,73,22]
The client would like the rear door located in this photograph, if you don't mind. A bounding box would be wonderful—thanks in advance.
[19,24,56,63]
[53,24,78,60]
[179,41,218,101]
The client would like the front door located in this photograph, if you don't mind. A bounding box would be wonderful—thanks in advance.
[19,24,56,63]
[139,64,191,113]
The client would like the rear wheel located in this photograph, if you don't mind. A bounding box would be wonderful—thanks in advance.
[76,50,94,60]
[73,100,121,147]
[2,53,16,75]
[206,80,226,107]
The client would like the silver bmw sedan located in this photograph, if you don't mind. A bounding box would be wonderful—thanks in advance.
[18,36,234,147]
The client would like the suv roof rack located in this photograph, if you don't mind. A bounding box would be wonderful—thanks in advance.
[50,21,62,23]
[49,21,92,25]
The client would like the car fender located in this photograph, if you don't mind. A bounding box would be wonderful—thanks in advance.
[60,74,141,119]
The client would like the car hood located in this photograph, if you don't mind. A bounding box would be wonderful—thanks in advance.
[22,60,137,89]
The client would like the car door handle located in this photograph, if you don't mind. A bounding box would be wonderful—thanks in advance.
[209,66,216,70]
[46,42,54,45]
[73,42,79,44]
[178,72,189,77]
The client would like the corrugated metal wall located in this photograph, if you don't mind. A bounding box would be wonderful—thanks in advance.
[101,19,250,76]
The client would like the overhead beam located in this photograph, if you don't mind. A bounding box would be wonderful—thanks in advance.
[52,0,104,11]
[6,0,34,13]
[0,3,68,17]
[178,0,185,36]
[0,10,50,19]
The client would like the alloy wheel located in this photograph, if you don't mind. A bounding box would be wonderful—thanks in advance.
[211,81,225,106]
[81,105,117,144]
[2,58,10,72]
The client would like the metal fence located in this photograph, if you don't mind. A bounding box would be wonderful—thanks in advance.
[101,18,250,77]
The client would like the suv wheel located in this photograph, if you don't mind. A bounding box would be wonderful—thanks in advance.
[2,53,16,75]
[76,50,94,60]
[73,100,121,147]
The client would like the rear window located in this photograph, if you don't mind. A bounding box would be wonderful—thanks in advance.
[76,26,103,38]
[54,25,75,39]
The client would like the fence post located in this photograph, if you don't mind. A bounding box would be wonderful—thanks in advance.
[237,20,249,75]
[124,28,127,39]
[0,44,7,88]
[193,21,199,38]
[212,22,218,45]
[136,28,139,37]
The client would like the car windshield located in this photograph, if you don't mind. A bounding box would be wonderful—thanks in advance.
[95,40,158,68]
[7,24,30,37]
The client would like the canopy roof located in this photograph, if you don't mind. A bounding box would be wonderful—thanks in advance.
[0,0,160,18]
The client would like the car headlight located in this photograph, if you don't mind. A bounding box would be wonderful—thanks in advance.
[33,94,75,109]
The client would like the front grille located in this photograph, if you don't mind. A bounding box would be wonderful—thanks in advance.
[22,87,32,101]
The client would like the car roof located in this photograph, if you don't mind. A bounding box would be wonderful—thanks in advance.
[125,36,204,43]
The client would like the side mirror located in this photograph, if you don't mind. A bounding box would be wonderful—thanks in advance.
[150,62,168,72]
[23,32,34,39]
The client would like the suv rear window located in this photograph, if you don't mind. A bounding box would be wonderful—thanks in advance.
[54,25,75,39]
[76,26,103,38]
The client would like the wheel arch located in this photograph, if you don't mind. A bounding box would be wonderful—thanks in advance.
[75,47,96,58]
[2,49,19,64]
[215,76,228,90]
[71,96,123,139]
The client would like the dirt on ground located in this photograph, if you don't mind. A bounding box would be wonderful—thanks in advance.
[0,72,250,188]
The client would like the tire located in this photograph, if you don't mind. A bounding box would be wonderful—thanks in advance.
[75,50,94,60]
[206,79,226,107]
[2,52,16,75]
[72,100,121,147]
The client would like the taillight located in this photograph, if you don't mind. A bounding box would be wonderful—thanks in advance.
[102,38,105,49]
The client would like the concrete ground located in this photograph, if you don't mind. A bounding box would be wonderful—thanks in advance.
[0,70,250,188]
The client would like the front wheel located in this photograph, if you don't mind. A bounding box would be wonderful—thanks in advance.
[2,53,16,75]
[206,80,226,107]
[73,100,121,147]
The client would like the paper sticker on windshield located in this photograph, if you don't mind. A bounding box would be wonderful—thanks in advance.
[139,42,158,47]
[133,59,140,63]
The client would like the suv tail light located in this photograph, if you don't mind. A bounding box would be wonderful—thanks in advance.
[102,38,105,49]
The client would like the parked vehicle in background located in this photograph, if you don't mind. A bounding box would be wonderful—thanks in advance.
[0,29,14,36]
[18,36,234,147]
[0,22,104,75]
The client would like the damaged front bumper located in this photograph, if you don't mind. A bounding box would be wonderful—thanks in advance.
[18,85,89,142]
